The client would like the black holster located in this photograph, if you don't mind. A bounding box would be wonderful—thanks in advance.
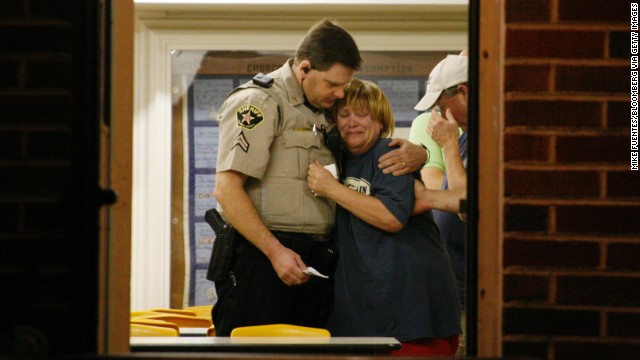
[204,208,237,282]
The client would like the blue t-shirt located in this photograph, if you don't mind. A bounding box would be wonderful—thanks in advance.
[327,138,461,341]
[433,132,468,309]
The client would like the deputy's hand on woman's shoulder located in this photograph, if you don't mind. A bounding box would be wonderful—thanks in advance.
[378,138,427,176]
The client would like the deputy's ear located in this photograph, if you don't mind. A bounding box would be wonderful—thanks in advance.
[298,60,313,73]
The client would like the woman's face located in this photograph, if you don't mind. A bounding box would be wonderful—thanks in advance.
[337,104,382,155]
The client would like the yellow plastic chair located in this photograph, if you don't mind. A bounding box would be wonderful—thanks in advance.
[138,313,212,328]
[131,308,197,318]
[207,325,216,337]
[130,310,160,317]
[149,308,197,316]
[230,324,330,338]
[130,318,180,334]
[184,305,213,318]
[130,323,178,337]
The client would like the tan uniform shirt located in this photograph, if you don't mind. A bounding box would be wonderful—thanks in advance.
[216,60,336,236]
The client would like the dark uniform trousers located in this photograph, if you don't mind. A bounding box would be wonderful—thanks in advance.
[212,231,336,336]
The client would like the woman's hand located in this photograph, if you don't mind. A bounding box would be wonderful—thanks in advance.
[307,160,339,197]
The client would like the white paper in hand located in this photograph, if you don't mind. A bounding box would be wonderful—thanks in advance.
[324,163,338,179]
[311,164,338,197]
[303,267,329,279]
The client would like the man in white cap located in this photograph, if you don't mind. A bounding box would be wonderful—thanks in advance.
[412,52,469,359]
[415,54,468,118]
[413,53,469,214]
[379,52,471,179]
[409,52,468,191]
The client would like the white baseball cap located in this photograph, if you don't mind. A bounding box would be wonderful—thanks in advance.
[414,55,468,111]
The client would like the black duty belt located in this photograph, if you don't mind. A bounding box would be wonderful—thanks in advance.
[272,231,329,242]
[271,231,329,256]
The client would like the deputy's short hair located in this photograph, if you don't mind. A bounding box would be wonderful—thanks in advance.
[295,19,362,72]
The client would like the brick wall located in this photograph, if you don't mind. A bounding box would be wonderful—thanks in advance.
[503,1,640,359]
[0,0,99,356]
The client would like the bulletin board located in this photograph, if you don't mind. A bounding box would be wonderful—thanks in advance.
[171,50,449,306]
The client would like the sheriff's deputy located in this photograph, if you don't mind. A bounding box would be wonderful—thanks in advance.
[212,19,362,336]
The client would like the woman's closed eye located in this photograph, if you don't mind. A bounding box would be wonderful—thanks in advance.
[338,111,369,119]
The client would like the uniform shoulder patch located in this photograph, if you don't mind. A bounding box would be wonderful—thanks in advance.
[236,104,265,130]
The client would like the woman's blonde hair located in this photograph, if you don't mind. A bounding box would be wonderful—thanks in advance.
[332,78,395,138]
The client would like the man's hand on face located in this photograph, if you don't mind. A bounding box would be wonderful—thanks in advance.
[428,109,460,149]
